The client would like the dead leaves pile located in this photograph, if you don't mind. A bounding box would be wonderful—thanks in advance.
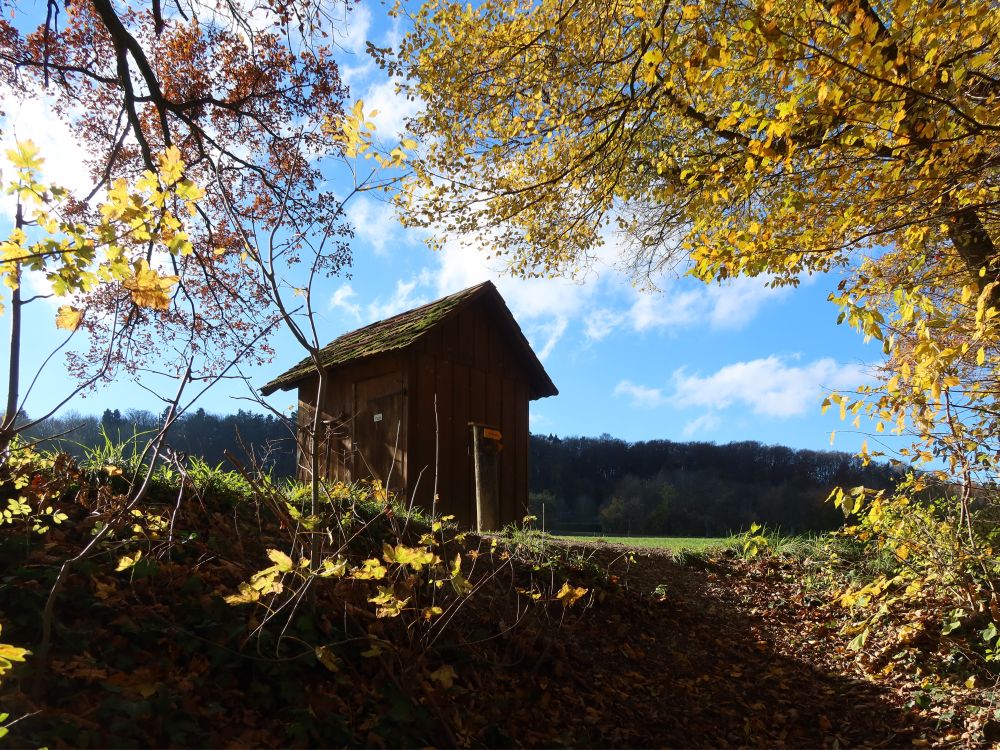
[1,474,996,749]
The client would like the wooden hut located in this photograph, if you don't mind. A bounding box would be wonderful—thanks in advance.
[260,281,558,529]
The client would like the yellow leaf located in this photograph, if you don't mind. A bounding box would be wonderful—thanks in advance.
[555,581,588,607]
[315,645,341,672]
[115,550,143,572]
[383,542,440,571]
[319,557,349,578]
[352,558,387,580]
[429,664,457,689]
[224,581,261,605]
[55,305,83,332]
[122,261,178,311]
[266,548,294,571]
[642,48,664,67]
[422,605,443,621]
[6,140,44,171]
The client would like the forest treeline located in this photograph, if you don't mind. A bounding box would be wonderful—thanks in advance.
[23,411,899,535]
[529,435,901,536]
[24,408,298,476]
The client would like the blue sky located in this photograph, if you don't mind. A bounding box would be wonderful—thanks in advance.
[0,0,891,455]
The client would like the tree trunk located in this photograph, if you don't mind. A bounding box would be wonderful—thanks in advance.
[948,205,999,300]
[0,203,24,456]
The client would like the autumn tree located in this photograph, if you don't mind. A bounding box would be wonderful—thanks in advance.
[0,142,206,452]
[397,1,1000,465]
[0,0,368,452]
[398,0,1000,607]
[399,0,997,286]
[0,0,356,413]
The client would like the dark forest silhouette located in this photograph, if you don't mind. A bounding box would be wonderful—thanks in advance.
[23,412,898,535]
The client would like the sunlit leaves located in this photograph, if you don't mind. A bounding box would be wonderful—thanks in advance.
[266,548,294,572]
[0,625,29,679]
[55,306,84,332]
[115,550,144,572]
[352,557,388,580]
[555,581,588,607]
[224,582,262,606]
[382,542,440,571]
[122,261,179,311]
[449,553,473,595]
[368,585,410,618]
[1,142,205,324]
[332,98,418,172]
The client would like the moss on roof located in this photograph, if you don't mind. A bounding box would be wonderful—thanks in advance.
[261,281,494,396]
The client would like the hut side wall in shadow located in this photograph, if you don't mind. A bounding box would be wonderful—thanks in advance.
[293,299,535,529]
[407,299,532,528]
[295,354,408,497]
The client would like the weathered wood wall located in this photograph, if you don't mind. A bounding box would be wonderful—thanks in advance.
[296,353,408,494]
[295,297,532,528]
[407,298,530,527]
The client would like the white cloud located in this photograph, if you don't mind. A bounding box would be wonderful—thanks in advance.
[627,288,704,332]
[588,275,789,340]
[365,275,432,321]
[532,318,568,361]
[338,1,372,55]
[614,355,869,430]
[529,412,552,429]
[361,225,797,365]
[329,283,362,319]
[613,380,670,408]
[705,276,791,330]
[682,413,721,437]
[426,235,595,361]
[584,308,623,341]
[346,195,405,256]
[362,77,422,140]
[671,356,868,418]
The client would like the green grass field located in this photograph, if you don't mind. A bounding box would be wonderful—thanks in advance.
[552,535,730,551]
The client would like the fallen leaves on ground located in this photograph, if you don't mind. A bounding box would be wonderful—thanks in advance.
[0,492,994,747]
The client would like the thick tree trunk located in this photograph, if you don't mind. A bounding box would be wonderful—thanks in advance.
[948,205,1000,299]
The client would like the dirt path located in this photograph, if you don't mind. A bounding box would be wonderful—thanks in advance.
[508,540,931,748]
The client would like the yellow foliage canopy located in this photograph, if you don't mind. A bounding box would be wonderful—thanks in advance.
[400,0,1000,484]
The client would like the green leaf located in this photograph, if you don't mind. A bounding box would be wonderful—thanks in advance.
[942,620,961,635]
[847,628,869,651]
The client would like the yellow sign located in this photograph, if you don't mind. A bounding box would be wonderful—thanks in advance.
[483,428,502,441]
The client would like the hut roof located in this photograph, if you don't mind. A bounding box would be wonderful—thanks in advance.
[260,281,558,399]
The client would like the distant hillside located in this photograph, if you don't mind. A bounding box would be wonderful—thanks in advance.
[22,412,892,535]
[529,434,900,536]
[22,408,297,476]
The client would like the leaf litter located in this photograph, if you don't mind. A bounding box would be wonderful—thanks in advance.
[0,476,994,748]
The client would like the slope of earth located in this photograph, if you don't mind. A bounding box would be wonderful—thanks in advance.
[542,539,993,748]
[0,462,991,748]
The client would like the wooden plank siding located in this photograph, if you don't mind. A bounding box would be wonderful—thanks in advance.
[292,292,546,528]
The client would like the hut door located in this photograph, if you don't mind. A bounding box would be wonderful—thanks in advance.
[353,373,407,493]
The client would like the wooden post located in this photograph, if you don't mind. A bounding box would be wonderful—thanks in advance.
[470,423,501,531]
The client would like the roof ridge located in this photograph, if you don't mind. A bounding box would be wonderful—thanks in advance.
[260,280,497,395]
[325,280,493,343]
